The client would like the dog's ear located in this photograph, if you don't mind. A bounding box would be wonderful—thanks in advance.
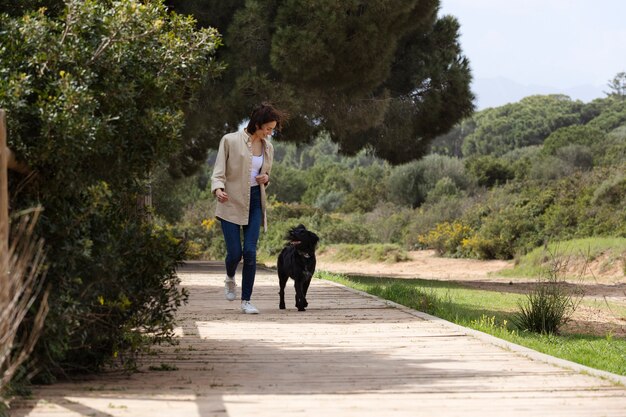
[286,224,305,242]
[310,231,319,246]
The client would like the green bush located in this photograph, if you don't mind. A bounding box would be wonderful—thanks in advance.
[387,161,426,207]
[266,164,308,203]
[592,174,626,205]
[542,125,605,155]
[465,155,515,188]
[364,202,413,244]
[404,194,471,248]
[0,1,221,379]
[512,252,583,334]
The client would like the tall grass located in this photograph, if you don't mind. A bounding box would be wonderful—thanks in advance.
[512,248,584,334]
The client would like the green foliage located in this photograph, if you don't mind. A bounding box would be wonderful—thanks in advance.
[591,174,626,206]
[364,202,413,244]
[324,243,409,263]
[597,126,626,166]
[465,155,515,187]
[387,154,468,208]
[417,221,474,257]
[542,125,605,156]
[587,95,626,132]
[605,72,626,98]
[0,1,221,378]
[512,251,583,335]
[387,161,427,208]
[462,95,585,157]
[266,164,308,203]
[165,0,474,168]
[403,194,471,249]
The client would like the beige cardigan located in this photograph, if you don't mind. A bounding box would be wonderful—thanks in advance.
[211,130,274,231]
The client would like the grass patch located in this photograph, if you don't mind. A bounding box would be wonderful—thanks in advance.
[318,271,626,376]
[320,243,409,263]
[501,237,626,279]
[148,363,178,371]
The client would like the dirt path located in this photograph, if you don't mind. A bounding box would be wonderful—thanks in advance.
[11,262,626,417]
[316,249,516,281]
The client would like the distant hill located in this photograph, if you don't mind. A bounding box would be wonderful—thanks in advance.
[473,77,605,110]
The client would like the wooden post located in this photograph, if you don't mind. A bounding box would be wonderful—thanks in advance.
[1,109,8,302]
[1,109,8,250]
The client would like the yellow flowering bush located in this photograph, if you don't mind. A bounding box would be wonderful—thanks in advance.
[417,221,474,257]
[201,218,217,232]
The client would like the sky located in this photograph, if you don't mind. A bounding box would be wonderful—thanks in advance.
[439,0,626,108]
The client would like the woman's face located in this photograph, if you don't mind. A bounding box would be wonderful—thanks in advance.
[257,121,277,137]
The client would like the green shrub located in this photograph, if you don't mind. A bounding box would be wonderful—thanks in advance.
[266,164,308,203]
[387,161,426,207]
[1,1,220,379]
[364,202,413,244]
[511,251,583,334]
[426,177,460,203]
[542,125,605,155]
[555,145,594,171]
[465,155,515,188]
[592,174,626,205]
[404,194,471,248]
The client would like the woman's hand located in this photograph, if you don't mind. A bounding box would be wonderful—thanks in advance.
[215,188,229,203]
[255,174,269,185]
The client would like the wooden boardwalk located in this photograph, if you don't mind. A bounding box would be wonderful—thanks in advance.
[11,261,626,417]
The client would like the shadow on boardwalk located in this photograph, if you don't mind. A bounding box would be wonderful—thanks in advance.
[10,261,626,417]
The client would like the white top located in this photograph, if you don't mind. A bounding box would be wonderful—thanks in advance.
[250,154,264,186]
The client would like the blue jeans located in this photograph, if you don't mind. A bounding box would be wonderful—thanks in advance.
[220,186,262,301]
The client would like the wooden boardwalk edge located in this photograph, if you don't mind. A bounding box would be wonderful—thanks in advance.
[327,279,626,386]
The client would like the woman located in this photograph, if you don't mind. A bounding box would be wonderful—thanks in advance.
[211,102,286,314]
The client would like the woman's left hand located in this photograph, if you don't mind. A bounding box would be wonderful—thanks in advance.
[255,174,269,185]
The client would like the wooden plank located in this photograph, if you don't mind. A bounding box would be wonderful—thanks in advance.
[10,262,626,417]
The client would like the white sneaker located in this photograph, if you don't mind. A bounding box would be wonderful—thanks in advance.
[224,277,236,301]
[240,300,259,314]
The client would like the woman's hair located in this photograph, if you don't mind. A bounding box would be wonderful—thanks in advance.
[246,102,288,134]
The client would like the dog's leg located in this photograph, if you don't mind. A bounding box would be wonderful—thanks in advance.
[301,272,313,308]
[278,255,288,310]
[278,271,288,310]
[294,276,306,311]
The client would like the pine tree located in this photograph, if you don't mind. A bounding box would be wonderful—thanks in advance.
[165,0,474,172]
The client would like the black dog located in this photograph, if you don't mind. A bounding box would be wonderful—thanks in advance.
[277,224,319,311]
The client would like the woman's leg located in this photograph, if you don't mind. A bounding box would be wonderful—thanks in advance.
[220,219,243,278]
[241,187,262,301]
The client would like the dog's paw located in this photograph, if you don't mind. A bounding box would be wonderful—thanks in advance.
[297,307,306,312]
[279,303,286,310]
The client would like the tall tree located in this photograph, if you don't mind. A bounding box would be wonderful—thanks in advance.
[165,0,474,173]
[605,72,626,98]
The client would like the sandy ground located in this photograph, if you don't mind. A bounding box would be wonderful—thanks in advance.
[313,249,626,338]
